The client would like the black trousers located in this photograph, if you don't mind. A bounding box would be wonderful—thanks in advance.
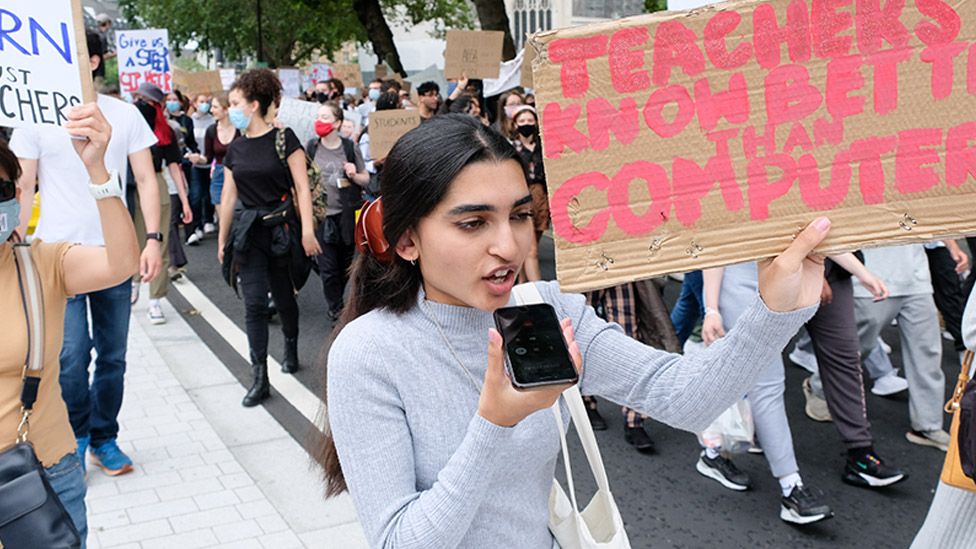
[315,214,354,318]
[238,225,299,364]
[169,194,188,269]
[806,277,873,449]
[926,246,967,352]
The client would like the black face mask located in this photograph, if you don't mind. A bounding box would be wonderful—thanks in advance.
[317,92,329,103]
[517,124,537,138]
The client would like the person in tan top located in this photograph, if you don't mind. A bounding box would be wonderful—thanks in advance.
[0,103,140,549]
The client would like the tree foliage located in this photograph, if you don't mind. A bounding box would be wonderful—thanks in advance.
[644,0,668,12]
[119,0,365,67]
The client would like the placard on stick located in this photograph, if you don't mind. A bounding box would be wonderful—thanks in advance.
[277,98,319,146]
[0,0,94,128]
[368,110,421,159]
[530,0,976,293]
[331,64,364,90]
[443,30,504,79]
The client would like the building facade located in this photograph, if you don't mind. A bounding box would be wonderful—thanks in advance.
[507,0,646,50]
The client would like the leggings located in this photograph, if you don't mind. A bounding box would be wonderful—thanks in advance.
[237,224,299,364]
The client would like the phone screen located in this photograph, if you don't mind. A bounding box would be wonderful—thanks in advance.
[493,304,578,388]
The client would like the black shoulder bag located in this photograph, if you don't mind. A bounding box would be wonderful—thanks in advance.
[0,243,81,548]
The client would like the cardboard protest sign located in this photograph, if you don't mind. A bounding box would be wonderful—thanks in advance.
[277,98,319,146]
[219,68,237,90]
[368,110,421,159]
[0,0,94,128]
[530,0,976,292]
[309,63,332,84]
[173,69,223,96]
[117,28,171,94]
[332,63,364,90]
[375,64,389,79]
[444,30,505,79]
[277,68,302,97]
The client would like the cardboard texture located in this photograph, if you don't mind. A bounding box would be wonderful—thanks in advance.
[332,63,364,90]
[529,0,976,292]
[521,41,536,89]
[444,30,505,79]
[0,0,93,128]
[173,69,223,96]
[117,28,171,93]
[375,64,390,79]
[368,110,421,159]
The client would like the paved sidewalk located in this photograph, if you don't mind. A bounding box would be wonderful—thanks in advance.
[84,288,367,548]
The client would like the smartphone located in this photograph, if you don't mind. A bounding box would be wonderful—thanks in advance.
[493,303,579,389]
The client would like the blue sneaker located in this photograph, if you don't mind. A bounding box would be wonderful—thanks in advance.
[76,435,90,474]
[90,440,134,476]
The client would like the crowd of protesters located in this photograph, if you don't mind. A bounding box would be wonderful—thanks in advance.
[2,17,976,549]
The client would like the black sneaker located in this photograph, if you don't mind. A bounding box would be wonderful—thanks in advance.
[696,451,751,491]
[843,452,907,488]
[624,424,655,454]
[780,485,833,525]
[586,406,608,431]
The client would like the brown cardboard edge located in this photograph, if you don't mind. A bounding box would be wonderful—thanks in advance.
[72,0,95,103]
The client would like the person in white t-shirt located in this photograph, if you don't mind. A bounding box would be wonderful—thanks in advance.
[9,31,161,477]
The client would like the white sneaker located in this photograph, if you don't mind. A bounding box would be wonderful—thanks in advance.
[186,232,201,246]
[803,378,832,422]
[878,337,892,355]
[871,372,908,396]
[788,346,818,373]
[148,300,166,325]
[906,429,950,451]
[203,223,216,234]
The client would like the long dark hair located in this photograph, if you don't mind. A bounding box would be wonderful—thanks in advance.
[311,114,523,497]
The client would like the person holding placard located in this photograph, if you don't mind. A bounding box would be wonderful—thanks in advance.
[311,114,833,547]
[1,102,141,549]
[11,31,161,478]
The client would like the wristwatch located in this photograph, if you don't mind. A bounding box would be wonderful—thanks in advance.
[88,170,123,201]
[146,232,164,243]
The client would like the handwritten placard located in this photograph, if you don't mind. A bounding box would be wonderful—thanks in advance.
[444,30,504,79]
[369,110,421,159]
[117,28,171,94]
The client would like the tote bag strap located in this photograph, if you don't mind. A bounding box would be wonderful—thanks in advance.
[12,243,45,442]
[510,283,614,501]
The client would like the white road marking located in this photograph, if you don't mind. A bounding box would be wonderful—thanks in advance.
[173,276,327,432]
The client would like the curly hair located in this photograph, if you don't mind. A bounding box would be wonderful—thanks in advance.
[230,68,282,117]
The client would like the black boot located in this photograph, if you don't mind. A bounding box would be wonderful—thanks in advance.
[242,361,270,407]
[281,337,299,374]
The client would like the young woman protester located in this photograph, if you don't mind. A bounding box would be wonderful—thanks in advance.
[197,94,239,227]
[312,114,832,547]
[509,105,547,282]
[700,263,833,524]
[216,69,321,407]
[1,104,141,548]
[309,102,368,323]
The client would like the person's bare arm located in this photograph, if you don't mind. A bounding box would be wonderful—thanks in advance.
[14,158,37,236]
[701,267,726,345]
[129,148,162,282]
[217,168,238,264]
[60,104,140,295]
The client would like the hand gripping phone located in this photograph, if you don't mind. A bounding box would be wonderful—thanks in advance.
[493,303,579,389]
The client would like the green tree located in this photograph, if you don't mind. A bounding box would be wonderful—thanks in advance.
[119,0,365,68]
[644,0,667,12]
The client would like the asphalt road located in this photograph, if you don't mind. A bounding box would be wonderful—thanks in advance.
[169,229,953,548]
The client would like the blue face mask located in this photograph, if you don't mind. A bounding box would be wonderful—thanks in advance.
[166,100,180,113]
[0,199,21,243]
[228,107,251,131]
[368,88,381,101]
[447,82,458,96]
[197,103,211,114]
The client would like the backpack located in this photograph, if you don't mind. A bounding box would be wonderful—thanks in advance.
[275,128,326,226]
[305,136,362,206]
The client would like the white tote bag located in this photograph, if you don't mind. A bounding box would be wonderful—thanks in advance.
[511,285,631,549]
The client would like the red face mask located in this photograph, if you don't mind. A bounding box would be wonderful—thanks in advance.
[315,120,335,138]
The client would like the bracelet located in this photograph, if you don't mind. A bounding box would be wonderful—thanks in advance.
[88,170,123,201]
[704,307,721,317]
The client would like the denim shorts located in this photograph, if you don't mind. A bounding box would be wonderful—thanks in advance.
[44,451,88,549]
[210,163,225,205]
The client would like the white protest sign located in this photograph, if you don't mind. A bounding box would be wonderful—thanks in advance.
[278,68,302,98]
[0,0,94,128]
[219,68,237,90]
[309,64,332,84]
[117,28,172,94]
[277,98,320,145]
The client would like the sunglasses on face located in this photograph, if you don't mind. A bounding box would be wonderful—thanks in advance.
[0,179,16,202]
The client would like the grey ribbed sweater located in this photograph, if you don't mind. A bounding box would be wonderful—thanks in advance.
[327,281,815,549]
